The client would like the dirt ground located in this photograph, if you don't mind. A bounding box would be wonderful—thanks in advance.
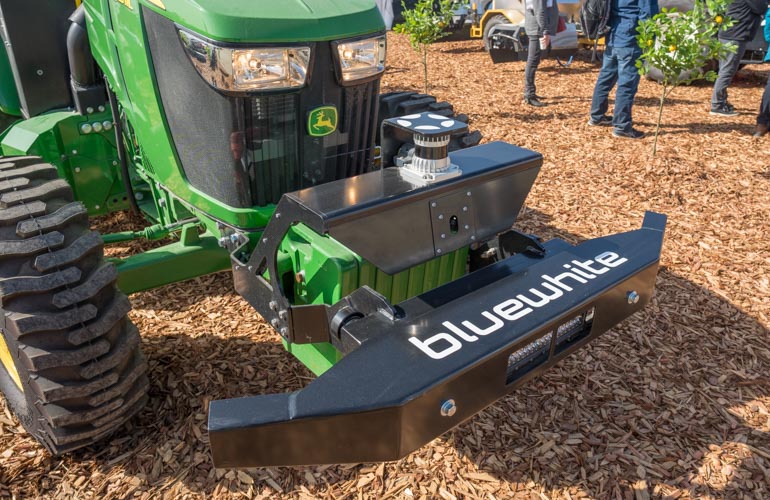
[2,32,770,499]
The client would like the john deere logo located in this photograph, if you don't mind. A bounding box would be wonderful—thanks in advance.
[308,106,338,137]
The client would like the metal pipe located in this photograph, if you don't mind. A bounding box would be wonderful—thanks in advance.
[67,6,96,88]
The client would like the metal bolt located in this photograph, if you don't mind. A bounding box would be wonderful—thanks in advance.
[74,167,81,173]
[158,198,166,207]
[217,237,228,248]
[72,150,78,155]
[112,160,118,166]
[270,318,280,327]
[279,310,288,321]
[94,205,100,210]
[466,191,472,197]
[470,235,476,241]
[441,233,446,239]
[464,224,470,230]
[36,69,43,76]
[135,192,144,201]
[86,107,94,114]
[92,122,103,133]
[230,233,240,244]
[431,202,437,208]
[440,399,457,417]
[80,123,92,134]
[436,248,443,254]
[98,105,105,113]
[438,214,444,220]
[627,291,640,304]
[462,206,468,212]
[248,265,253,272]
[295,270,306,283]
[280,327,289,336]
[269,301,278,311]
[275,212,281,219]
[103,121,113,131]
[262,237,268,243]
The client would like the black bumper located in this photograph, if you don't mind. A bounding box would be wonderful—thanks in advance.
[209,212,666,467]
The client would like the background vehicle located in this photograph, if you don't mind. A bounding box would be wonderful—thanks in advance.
[467,0,580,62]
[0,0,664,467]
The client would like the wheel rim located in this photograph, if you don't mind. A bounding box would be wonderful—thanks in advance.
[0,331,22,392]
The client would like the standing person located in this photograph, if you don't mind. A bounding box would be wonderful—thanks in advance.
[587,0,658,139]
[710,0,767,117]
[523,0,560,106]
[752,7,770,136]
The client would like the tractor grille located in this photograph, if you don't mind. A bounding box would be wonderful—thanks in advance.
[144,8,380,211]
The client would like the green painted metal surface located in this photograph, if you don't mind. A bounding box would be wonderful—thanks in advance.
[111,227,231,294]
[278,224,468,375]
[81,0,383,229]
[0,47,21,117]
[0,110,129,216]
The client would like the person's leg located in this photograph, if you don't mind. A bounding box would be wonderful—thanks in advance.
[590,46,618,121]
[758,71,770,125]
[612,46,642,133]
[524,38,542,99]
[711,39,747,108]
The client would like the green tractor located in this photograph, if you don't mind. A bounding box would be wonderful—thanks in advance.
[0,0,666,467]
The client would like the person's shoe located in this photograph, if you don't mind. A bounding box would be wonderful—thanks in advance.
[588,115,613,126]
[754,123,769,137]
[710,103,738,117]
[612,128,645,139]
[523,96,546,107]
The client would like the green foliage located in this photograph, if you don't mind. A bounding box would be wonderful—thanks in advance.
[394,0,457,93]
[635,0,736,153]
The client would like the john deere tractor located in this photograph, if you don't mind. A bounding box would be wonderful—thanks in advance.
[0,0,666,467]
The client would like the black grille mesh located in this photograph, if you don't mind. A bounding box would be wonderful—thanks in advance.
[144,8,381,212]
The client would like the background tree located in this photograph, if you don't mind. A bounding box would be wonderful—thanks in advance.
[636,0,735,154]
[394,0,456,94]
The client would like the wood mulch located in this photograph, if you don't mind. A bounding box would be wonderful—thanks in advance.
[2,32,769,499]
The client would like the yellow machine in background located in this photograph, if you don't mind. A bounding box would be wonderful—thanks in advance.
[468,0,604,53]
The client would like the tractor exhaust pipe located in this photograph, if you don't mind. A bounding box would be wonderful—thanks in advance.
[67,6,106,114]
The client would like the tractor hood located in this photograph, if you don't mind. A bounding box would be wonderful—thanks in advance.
[154,0,385,43]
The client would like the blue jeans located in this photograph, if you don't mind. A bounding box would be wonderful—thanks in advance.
[589,45,642,133]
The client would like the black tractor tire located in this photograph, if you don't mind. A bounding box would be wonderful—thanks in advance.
[377,92,483,164]
[0,156,148,455]
[483,15,508,52]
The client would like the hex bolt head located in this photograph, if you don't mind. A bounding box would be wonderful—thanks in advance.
[431,202,437,208]
[436,248,443,254]
[269,301,278,311]
[217,237,228,248]
[440,399,457,417]
[279,310,288,321]
[462,206,468,212]
[74,167,81,173]
[103,121,113,131]
[270,318,280,327]
[230,233,240,244]
[86,107,94,114]
[464,224,470,230]
[280,327,289,336]
[92,122,103,133]
[80,123,92,134]
[98,105,106,113]
[438,214,444,220]
[466,191,472,197]
[627,291,640,304]
[441,233,446,239]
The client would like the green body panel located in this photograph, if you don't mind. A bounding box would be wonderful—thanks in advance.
[279,224,468,375]
[0,110,130,216]
[81,0,383,230]
[0,47,21,117]
[145,0,384,43]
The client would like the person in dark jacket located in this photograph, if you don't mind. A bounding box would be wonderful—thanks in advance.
[523,0,560,106]
[752,8,770,135]
[710,0,768,116]
[587,0,659,138]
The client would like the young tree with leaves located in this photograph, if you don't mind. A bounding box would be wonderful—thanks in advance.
[636,0,735,154]
[394,0,457,93]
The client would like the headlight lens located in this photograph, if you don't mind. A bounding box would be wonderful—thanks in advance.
[335,36,386,82]
[179,30,310,92]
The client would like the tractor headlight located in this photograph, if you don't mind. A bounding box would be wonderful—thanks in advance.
[334,35,386,82]
[178,30,310,92]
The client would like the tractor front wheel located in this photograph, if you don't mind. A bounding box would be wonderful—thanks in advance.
[0,156,148,455]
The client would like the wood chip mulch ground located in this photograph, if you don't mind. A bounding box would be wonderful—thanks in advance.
[2,32,770,499]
